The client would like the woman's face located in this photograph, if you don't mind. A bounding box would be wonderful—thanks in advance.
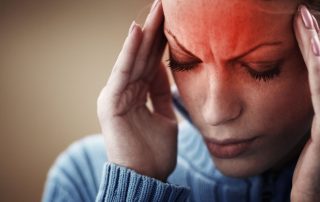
[163,0,314,177]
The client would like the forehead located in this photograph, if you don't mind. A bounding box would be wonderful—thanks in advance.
[162,0,298,60]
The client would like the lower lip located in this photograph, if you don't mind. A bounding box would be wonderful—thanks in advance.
[205,138,256,159]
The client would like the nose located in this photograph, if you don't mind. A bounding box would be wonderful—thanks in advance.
[201,68,242,126]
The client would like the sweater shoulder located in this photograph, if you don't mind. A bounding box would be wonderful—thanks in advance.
[43,135,106,202]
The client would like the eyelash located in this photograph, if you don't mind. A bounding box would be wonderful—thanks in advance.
[166,58,281,82]
[242,63,281,82]
[166,57,200,72]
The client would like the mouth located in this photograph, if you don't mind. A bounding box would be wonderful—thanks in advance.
[204,136,258,159]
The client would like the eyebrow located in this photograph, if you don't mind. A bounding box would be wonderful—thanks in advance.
[165,28,283,60]
[165,29,201,59]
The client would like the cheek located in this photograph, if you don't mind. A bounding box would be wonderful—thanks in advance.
[172,45,313,132]
[245,69,312,135]
[173,63,313,133]
[172,71,207,114]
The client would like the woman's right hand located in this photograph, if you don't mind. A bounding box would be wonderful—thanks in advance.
[97,0,178,182]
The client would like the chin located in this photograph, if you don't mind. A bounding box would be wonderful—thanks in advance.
[212,156,269,178]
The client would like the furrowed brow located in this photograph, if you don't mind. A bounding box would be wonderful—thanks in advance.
[165,28,283,61]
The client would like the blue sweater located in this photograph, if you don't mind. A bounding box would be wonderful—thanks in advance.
[42,90,295,201]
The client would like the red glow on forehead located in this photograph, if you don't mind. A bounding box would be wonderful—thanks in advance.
[163,0,297,61]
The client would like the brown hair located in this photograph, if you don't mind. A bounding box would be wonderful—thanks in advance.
[304,0,320,15]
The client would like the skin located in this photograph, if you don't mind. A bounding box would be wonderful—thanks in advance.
[97,0,320,200]
[162,0,314,177]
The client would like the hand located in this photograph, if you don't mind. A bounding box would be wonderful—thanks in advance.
[97,0,178,182]
[292,5,320,201]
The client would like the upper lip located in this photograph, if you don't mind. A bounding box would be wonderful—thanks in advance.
[204,136,258,145]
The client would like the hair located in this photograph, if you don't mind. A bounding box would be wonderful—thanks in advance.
[305,0,320,15]
[305,0,320,8]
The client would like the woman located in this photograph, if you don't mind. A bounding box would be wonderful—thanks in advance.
[43,0,320,201]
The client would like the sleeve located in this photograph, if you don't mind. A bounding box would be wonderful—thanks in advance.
[96,162,190,202]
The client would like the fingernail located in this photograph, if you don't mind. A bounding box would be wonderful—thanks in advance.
[311,35,320,56]
[128,21,136,35]
[312,15,320,33]
[300,5,314,29]
[151,0,160,13]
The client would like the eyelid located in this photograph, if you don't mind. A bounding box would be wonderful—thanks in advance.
[167,57,200,71]
[167,42,202,63]
[168,44,191,57]
[245,60,283,71]
[247,62,276,69]
[168,45,202,63]
[167,49,202,72]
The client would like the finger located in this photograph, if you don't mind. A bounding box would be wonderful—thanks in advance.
[309,36,320,115]
[107,22,143,97]
[311,15,320,33]
[98,22,143,117]
[294,6,316,64]
[294,5,320,115]
[143,22,167,82]
[149,63,176,120]
[130,0,164,82]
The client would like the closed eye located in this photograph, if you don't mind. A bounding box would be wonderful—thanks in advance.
[166,46,202,71]
[167,57,200,71]
[164,28,202,72]
[240,61,283,82]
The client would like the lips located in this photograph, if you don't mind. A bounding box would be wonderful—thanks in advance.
[204,137,257,159]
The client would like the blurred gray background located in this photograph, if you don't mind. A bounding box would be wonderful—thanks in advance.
[0,0,151,201]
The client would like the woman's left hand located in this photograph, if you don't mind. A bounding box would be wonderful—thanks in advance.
[292,5,320,201]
